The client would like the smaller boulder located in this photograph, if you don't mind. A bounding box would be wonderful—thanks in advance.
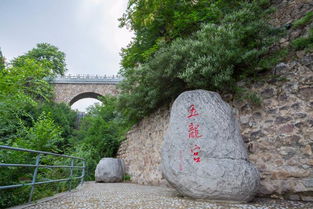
[95,158,125,182]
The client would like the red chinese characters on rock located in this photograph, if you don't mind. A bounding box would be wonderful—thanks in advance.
[188,123,202,139]
[191,145,201,163]
[187,104,199,118]
[186,104,202,163]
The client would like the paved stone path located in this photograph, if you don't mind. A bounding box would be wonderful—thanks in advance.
[22,182,313,209]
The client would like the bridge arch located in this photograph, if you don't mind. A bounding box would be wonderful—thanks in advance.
[50,75,121,105]
[69,92,103,106]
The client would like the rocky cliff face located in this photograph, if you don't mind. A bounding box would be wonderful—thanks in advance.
[117,0,313,201]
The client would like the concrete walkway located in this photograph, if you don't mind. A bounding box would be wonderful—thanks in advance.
[16,182,313,209]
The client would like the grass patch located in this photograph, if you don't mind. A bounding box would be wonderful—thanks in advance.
[123,174,131,182]
[291,28,313,50]
[292,11,313,29]
[258,48,289,70]
[234,87,262,107]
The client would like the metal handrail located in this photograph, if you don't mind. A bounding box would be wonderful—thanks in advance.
[0,145,85,202]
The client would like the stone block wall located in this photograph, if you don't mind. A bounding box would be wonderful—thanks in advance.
[117,0,313,201]
[271,0,313,27]
[235,55,313,201]
[117,107,170,186]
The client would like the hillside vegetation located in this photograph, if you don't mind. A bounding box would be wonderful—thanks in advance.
[117,0,285,121]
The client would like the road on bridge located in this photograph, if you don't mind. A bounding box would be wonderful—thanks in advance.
[13,182,313,209]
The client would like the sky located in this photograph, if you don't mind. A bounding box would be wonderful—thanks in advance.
[0,0,133,111]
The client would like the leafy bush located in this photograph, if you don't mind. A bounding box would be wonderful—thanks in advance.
[14,112,63,152]
[0,58,53,144]
[120,0,247,69]
[118,1,282,121]
[30,102,77,150]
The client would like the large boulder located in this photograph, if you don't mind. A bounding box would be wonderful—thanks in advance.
[161,90,259,202]
[95,158,125,182]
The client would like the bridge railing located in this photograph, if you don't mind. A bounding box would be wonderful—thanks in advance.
[60,74,122,79]
[49,74,123,84]
[0,145,85,203]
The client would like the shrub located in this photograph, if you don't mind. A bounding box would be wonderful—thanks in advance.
[118,1,282,121]
[15,112,63,152]
[30,102,77,151]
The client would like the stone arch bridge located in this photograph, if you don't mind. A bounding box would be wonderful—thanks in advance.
[50,75,122,105]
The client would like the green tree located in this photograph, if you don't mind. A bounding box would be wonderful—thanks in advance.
[29,102,77,151]
[35,103,77,138]
[0,58,53,143]
[119,0,245,69]
[12,43,67,76]
[15,112,63,152]
[118,0,282,121]
[0,48,5,70]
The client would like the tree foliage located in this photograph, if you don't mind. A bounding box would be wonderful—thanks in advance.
[0,58,53,143]
[12,43,67,76]
[118,0,282,121]
[0,48,5,70]
[0,43,71,145]
[31,102,77,146]
[119,0,245,69]
[15,112,63,152]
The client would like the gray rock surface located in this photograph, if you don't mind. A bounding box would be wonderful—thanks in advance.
[95,158,125,182]
[162,90,260,202]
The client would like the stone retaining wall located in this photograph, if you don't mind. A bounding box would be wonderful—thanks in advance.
[117,107,170,186]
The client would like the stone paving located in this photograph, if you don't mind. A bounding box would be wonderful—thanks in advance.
[23,182,313,209]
